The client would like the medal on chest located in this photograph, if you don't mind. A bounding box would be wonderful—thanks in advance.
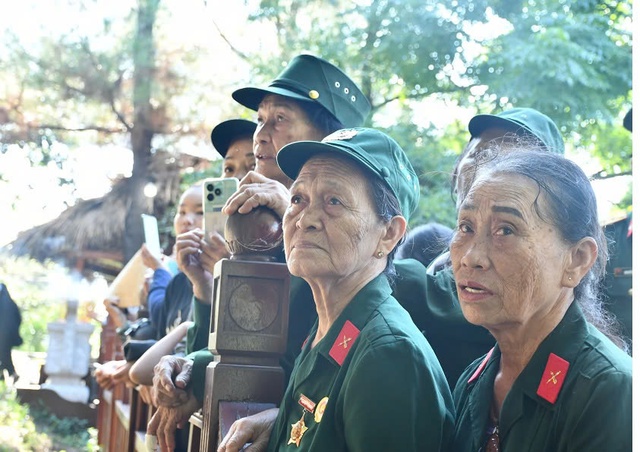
[288,394,316,447]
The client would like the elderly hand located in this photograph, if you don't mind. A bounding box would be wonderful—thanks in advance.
[217,407,279,452]
[146,391,201,452]
[137,384,155,406]
[151,355,192,407]
[223,171,290,219]
[174,229,229,302]
[95,359,127,389]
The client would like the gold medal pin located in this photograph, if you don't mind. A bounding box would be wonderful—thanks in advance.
[288,394,316,447]
[314,397,328,423]
[288,412,308,447]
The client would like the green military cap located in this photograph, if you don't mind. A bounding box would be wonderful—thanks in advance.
[277,128,420,220]
[210,119,256,158]
[232,54,371,128]
[468,107,565,154]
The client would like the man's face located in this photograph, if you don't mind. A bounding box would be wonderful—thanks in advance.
[254,94,326,187]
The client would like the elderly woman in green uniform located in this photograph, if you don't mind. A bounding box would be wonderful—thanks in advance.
[450,150,631,451]
[147,55,431,452]
[423,108,568,390]
[218,128,455,451]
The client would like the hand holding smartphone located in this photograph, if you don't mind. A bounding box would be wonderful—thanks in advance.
[202,177,239,240]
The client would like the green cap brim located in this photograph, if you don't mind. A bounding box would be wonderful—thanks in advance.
[277,140,380,183]
[232,86,317,112]
[468,114,537,141]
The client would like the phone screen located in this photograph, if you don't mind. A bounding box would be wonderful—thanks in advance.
[141,214,161,257]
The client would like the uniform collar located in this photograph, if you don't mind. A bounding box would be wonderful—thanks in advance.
[464,302,589,443]
[499,302,588,437]
[512,301,588,403]
[306,274,392,365]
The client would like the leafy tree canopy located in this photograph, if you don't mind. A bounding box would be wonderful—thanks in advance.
[0,0,632,243]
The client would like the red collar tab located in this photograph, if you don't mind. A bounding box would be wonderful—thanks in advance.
[468,347,495,384]
[329,320,360,366]
[536,353,570,404]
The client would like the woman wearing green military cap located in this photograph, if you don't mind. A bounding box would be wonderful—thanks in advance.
[218,128,454,451]
[147,55,431,452]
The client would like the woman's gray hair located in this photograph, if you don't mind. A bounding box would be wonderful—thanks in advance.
[451,134,546,205]
[479,150,627,351]
[369,177,404,281]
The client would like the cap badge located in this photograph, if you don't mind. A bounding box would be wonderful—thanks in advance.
[322,129,358,143]
[536,353,570,404]
[308,90,320,100]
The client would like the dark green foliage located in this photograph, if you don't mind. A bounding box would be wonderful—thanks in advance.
[241,0,631,215]
[475,0,631,131]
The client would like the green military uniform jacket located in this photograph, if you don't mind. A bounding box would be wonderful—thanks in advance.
[452,302,632,452]
[266,274,454,451]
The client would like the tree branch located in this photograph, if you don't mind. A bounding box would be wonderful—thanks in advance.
[32,124,126,134]
[202,0,252,63]
[590,169,633,180]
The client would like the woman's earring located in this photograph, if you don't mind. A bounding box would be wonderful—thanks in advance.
[376,251,384,258]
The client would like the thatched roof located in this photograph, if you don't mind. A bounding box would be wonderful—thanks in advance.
[5,177,135,276]
[2,150,202,277]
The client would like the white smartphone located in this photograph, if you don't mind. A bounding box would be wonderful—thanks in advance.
[202,177,239,239]
[141,214,162,258]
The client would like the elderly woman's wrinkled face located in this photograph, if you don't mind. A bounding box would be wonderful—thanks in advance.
[254,94,327,186]
[455,128,521,207]
[450,171,572,333]
[283,155,386,281]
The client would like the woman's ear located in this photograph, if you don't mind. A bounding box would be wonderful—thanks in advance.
[563,237,598,288]
[378,215,407,256]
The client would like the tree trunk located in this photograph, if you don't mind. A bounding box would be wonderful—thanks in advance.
[123,0,160,262]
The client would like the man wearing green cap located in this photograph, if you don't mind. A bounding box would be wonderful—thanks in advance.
[453,107,564,208]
